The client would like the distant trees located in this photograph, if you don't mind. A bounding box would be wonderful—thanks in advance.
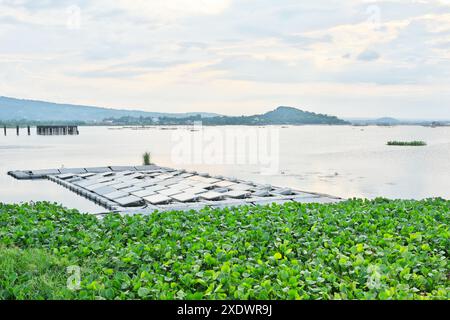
[104,106,349,126]
[1,106,349,127]
[0,120,87,127]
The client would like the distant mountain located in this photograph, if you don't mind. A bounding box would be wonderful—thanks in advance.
[374,117,401,125]
[108,106,349,126]
[0,96,219,122]
[0,97,348,125]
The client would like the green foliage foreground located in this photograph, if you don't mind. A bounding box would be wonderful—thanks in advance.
[0,199,448,300]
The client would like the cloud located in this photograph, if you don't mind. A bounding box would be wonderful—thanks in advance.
[70,69,146,79]
[0,0,450,118]
[69,59,191,79]
[105,0,232,23]
[357,50,381,61]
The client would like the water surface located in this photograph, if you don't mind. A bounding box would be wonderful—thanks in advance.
[1,125,449,212]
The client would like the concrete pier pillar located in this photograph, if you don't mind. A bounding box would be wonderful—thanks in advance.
[36,125,79,136]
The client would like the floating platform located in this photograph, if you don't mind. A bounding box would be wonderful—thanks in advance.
[8,165,344,215]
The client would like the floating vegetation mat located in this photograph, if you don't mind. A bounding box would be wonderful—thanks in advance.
[0,199,448,300]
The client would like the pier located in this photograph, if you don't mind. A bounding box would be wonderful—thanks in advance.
[2,125,79,136]
[2,125,32,136]
[37,125,79,135]
[8,165,343,215]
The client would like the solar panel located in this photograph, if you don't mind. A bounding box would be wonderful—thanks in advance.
[120,186,144,193]
[253,190,271,197]
[190,182,214,189]
[114,195,143,207]
[114,181,139,190]
[200,191,224,201]
[145,185,167,192]
[144,194,172,205]
[104,190,129,200]
[183,187,208,195]
[171,193,198,203]
[85,183,113,191]
[156,174,175,180]
[74,179,104,188]
[230,184,253,191]
[134,180,158,188]
[203,177,221,184]
[94,186,118,196]
[57,173,75,180]
[132,189,157,198]
[223,190,251,199]
[158,188,183,197]
[76,172,96,178]
[169,183,192,191]
[213,180,237,188]
[273,188,293,196]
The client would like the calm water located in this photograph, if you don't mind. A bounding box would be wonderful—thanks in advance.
[1,125,449,213]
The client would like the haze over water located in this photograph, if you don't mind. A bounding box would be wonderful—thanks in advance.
[1,125,449,213]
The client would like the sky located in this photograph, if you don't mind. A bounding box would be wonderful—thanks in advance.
[1,0,450,119]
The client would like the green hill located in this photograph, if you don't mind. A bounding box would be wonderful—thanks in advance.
[259,106,348,125]
[0,96,218,122]
[197,106,349,125]
[108,106,348,125]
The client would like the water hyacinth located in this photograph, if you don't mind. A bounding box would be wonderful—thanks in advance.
[0,199,448,300]
[387,141,427,146]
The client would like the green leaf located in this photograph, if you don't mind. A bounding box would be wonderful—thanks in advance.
[356,244,364,253]
[137,287,150,298]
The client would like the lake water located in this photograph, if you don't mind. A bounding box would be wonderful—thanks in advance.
[1,125,449,213]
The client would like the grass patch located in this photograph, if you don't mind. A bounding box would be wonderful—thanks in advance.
[387,141,427,146]
[0,246,74,300]
[0,200,449,300]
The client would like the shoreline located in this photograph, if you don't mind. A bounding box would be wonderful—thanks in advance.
[2,123,450,128]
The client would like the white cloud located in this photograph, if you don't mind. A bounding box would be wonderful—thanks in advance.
[101,0,232,23]
[0,0,449,119]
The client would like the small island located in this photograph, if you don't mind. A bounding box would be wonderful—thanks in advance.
[387,141,427,146]
[105,106,350,126]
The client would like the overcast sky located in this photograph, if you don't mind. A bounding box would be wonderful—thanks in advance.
[1,0,450,119]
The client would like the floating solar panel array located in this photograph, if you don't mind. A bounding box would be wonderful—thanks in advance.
[11,165,343,215]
